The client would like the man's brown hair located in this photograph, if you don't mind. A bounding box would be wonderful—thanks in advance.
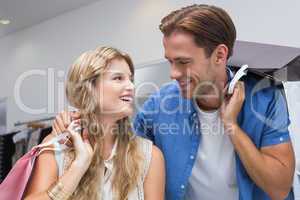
[159,4,236,59]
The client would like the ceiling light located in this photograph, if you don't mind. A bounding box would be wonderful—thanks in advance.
[0,19,11,25]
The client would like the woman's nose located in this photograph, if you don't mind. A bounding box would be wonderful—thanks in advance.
[125,79,135,91]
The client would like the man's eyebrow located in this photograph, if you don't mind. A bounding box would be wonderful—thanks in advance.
[174,57,192,61]
[165,56,192,62]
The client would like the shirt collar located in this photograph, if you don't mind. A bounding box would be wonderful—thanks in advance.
[227,66,234,83]
[103,139,118,171]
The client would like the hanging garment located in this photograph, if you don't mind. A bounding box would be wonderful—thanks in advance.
[38,127,52,144]
[0,133,15,183]
[26,128,42,152]
[12,130,30,165]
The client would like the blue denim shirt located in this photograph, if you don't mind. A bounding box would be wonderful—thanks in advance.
[133,69,294,200]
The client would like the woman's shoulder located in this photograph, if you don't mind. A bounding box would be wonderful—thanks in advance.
[134,136,152,147]
[134,136,163,160]
[133,136,164,180]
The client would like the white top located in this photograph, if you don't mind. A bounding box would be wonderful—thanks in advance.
[54,136,152,200]
[184,99,239,200]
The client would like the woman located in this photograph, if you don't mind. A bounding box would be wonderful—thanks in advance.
[24,47,165,200]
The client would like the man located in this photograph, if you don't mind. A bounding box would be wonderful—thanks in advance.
[53,4,295,200]
[133,4,295,200]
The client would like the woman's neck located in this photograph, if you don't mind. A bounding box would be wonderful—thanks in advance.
[98,117,118,160]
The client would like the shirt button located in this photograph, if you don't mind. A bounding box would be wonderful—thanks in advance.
[190,155,195,160]
[280,137,283,142]
[181,185,185,189]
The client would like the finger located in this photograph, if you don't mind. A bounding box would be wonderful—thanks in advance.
[225,85,239,107]
[62,135,73,147]
[68,126,84,149]
[53,121,63,134]
[229,82,245,106]
[82,129,94,146]
[82,129,89,141]
[56,115,67,133]
[234,81,244,100]
[232,82,240,96]
[73,119,81,125]
[52,122,59,135]
[62,111,71,127]
[70,111,81,120]
[240,82,245,100]
[60,112,68,128]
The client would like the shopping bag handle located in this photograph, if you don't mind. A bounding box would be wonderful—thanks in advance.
[33,132,72,156]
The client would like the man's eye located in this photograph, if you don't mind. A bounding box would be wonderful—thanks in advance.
[178,61,189,65]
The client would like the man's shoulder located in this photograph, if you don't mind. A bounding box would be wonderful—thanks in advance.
[243,71,284,99]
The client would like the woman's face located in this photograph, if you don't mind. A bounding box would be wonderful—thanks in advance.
[95,58,134,121]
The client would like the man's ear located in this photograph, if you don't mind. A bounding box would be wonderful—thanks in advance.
[212,44,228,65]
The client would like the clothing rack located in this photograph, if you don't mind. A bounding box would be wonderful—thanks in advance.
[0,116,54,136]
[14,116,55,127]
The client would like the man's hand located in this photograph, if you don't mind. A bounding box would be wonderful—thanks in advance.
[220,81,245,132]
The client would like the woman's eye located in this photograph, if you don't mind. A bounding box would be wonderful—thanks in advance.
[113,76,122,81]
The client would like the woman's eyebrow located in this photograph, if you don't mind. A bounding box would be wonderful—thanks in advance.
[106,71,133,78]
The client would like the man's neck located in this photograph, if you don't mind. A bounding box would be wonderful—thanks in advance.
[195,67,228,111]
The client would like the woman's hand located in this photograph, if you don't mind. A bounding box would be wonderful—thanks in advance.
[67,120,94,172]
[52,111,80,146]
[220,81,245,132]
[52,111,80,135]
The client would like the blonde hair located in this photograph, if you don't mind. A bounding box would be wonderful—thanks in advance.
[65,46,142,200]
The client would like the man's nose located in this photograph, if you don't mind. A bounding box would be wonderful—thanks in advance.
[170,65,182,80]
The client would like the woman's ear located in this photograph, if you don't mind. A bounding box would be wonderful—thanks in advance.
[213,44,228,65]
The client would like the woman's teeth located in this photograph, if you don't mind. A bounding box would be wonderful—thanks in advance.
[120,96,133,102]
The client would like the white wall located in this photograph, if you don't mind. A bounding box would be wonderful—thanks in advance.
[0,0,300,130]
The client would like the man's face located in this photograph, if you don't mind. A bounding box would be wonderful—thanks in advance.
[163,31,222,99]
